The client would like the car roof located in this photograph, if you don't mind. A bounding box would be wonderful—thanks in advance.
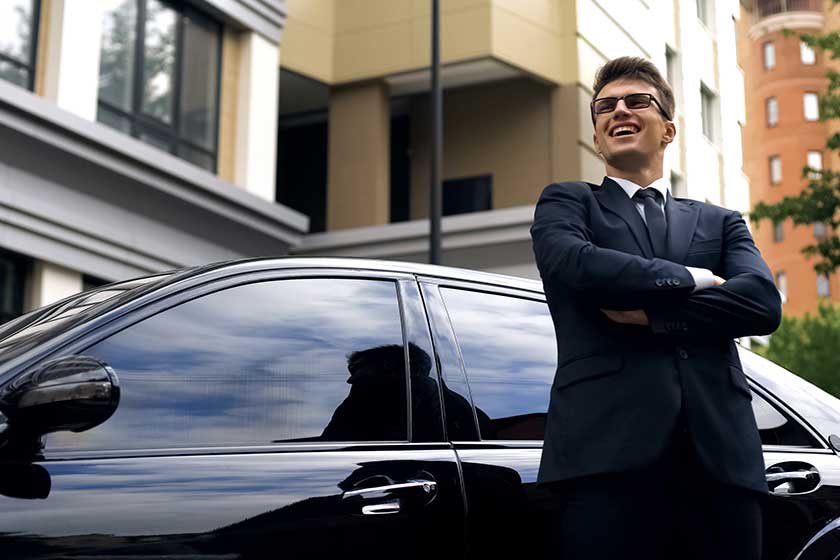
[188,256,545,294]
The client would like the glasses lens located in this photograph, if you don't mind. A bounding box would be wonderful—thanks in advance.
[594,98,617,114]
[625,94,652,109]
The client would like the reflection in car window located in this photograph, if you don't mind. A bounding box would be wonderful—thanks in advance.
[47,278,408,451]
[441,288,555,440]
[751,390,820,448]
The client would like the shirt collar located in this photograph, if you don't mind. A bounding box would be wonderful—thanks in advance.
[607,175,670,203]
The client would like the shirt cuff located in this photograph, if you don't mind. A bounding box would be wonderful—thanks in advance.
[686,267,715,292]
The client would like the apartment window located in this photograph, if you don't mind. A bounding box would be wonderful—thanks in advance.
[817,274,831,298]
[766,97,779,127]
[773,222,784,242]
[696,0,710,27]
[801,41,816,65]
[0,0,40,90]
[804,93,819,121]
[97,0,222,172]
[763,42,775,70]
[814,222,827,239]
[700,85,716,141]
[775,271,788,300]
[443,175,492,217]
[807,150,823,179]
[670,171,687,199]
[769,155,782,185]
[0,249,28,324]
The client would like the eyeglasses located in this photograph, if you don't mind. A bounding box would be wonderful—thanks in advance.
[591,93,672,121]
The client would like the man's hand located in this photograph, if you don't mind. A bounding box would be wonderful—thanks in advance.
[714,275,726,286]
[601,309,649,326]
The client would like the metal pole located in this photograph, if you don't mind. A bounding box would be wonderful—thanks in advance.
[430,0,442,265]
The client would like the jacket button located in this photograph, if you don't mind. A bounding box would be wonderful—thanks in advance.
[656,279,664,287]
[678,349,689,359]
[673,278,681,286]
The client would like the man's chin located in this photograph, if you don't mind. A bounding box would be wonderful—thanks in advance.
[605,151,649,171]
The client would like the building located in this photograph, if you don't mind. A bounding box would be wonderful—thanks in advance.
[738,0,840,316]
[0,0,751,320]
[282,0,750,280]
[0,0,306,321]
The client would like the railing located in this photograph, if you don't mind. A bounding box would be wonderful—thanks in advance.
[756,0,822,19]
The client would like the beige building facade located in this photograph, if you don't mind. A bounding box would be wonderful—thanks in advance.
[281,0,753,280]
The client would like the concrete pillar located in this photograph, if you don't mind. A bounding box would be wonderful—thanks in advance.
[327,81,390,230]
[27,261,83,310]
[234,31,280,202]
[41,0,105,120]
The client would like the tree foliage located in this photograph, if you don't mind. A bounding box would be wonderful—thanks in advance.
[755,304,840,397]
[751,0,840,275]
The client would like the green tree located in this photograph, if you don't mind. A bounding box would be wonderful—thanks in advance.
[751,0,840,276]
[755,304,840,397]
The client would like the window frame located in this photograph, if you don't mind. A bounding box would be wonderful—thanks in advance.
[420,276,551,446]
[0,0,41,91]
[773,221,784,243]
[762,41,775,70]
[97,0,223,172]
[766,96,779,127]
[34,268,423,459]
[769,155,782,185]
[800,41,816,65]
[804,92,820,122]
[700,84,717,142]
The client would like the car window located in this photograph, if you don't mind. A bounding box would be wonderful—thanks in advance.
[441,288,555,441]
[47,278,408,451]
[751,389,821,448]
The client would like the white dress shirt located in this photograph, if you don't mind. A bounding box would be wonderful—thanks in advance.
[606,176,715,291]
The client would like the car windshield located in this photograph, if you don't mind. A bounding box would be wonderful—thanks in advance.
[0,273,173,369]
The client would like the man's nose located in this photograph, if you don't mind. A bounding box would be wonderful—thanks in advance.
[613,98,632,115]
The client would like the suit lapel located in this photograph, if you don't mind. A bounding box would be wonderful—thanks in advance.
[665,194,700,263]
[594,177,655,258]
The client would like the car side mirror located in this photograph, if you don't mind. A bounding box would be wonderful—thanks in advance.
[0,356,120,442]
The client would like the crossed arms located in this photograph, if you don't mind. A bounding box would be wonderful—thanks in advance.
[530,184,782,340]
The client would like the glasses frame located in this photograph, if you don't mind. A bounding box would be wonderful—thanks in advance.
[590,93,672,122]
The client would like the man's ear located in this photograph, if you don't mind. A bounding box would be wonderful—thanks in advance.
[593,132,601,155]
[662,121,676,145]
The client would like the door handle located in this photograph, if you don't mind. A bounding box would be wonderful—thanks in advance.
[766,463,820,494]
[361,500,401,515]
[342,479,437,501]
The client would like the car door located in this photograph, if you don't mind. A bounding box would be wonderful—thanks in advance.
[740,351,840,560]
[0,271,465,559]
[419,278,557,558]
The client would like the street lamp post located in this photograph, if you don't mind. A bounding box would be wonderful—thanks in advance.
[430,0,442,265]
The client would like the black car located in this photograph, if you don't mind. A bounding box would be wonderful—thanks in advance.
[0,257,839,559]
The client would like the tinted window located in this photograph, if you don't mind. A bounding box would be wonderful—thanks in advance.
[48,278,408,451]
[752,390,820,448]
[441,288,555,440]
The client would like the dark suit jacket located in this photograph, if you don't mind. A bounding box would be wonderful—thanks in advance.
[530,178,782,494]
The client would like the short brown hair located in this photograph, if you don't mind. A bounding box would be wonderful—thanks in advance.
[591,57,674,123]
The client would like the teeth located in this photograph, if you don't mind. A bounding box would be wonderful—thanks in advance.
[612,125,639,136]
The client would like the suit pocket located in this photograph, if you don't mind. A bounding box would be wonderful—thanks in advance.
[554,352,623,390]
[687,238,721,255]
[729,365,753,400]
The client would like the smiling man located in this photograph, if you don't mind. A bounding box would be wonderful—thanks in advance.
[530,57,781,559]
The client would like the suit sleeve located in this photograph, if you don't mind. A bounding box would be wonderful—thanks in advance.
[531,182,695,309]
[647,211,782,339]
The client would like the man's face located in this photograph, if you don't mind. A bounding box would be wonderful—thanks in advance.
[592,79,675,171]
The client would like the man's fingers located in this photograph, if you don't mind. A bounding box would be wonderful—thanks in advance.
[713,275,726,286]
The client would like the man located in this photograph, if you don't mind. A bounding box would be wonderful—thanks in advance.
[530,57,781,559]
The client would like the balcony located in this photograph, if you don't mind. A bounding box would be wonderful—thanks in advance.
[755,0,822,19]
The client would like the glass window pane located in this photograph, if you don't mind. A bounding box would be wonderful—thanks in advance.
[141,0,177,124]
[442,289,556,440]
[179,13,220,151]
[443,176,492,216]
[0,0,35,65]
[97,104,132,134]
[752,391,817,447]
[804,93,819,121]
[47,279,408,451]
[177,143,215,171]
[137,125,172,151]
[0,59,29,89]
[769,155,782,184]
[801,41,816,65]
[817,274,830,297]
[98,0,137,112]
[763,42,775,70]
[767,97,778,126]
[776,271,787,299]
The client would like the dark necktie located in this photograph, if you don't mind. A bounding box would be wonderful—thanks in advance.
[633,188,667,257]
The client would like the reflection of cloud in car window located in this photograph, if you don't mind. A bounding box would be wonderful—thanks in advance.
[48,279,406,451]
